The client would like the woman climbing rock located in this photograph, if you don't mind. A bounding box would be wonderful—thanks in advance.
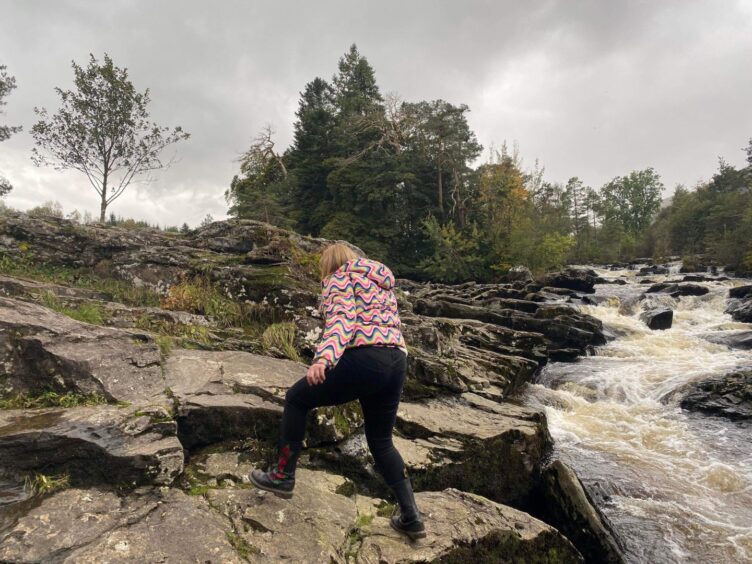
[250,243,426,540]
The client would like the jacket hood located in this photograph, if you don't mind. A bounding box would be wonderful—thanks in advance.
[341,257,395,290]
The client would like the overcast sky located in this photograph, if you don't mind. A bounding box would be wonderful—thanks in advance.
[1,0,751,227]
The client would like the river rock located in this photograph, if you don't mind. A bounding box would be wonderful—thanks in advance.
[638,265,669,276]
[729,285,752,299]
[702,331,752,350]
[164,349,363,449]
[500,265,535,283]
[537,460,624,564]
[726,286,752,322]
[0,405,183,486]
[640,308,673,330]
[646,283,709,297]
[205,468,582,563]
[539,267,598,294]
[0,487,245,563]
[678,371,752,421]
[0,296,167,404]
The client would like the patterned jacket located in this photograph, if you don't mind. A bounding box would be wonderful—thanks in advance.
[312,257,406,369]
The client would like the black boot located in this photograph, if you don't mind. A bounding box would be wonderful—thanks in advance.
[249,444,299,499]
[389,477,426,540]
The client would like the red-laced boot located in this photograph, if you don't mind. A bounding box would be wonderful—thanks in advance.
[249,445,299,499]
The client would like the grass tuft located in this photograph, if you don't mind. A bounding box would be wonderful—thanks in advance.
[40,292,106,325]
[261,322,301,361]
[0,390,113,410]
[24,472,69,496]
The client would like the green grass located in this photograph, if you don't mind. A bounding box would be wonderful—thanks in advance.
[261,322,301,361]
[0,390,112,410]
[24,472,69,496]
[225,532,259,559]
[0,253,161,307]
[376,501,396,517]
[40,292,106,325]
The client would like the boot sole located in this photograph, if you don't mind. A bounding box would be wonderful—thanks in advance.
[389,518,426,540]
[249,474,294,499]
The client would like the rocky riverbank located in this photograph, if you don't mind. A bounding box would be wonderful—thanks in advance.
[0,211,619,563]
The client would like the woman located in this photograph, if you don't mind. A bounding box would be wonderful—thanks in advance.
[250,243,425,540]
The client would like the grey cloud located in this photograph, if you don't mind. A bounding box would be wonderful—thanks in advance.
[0,0,750,226]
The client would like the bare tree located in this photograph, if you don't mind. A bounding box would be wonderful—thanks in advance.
[239,125,288,179]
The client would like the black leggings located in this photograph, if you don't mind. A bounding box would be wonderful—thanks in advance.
[281,345,408,486]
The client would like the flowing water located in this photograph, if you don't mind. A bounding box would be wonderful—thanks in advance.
[527,265,752,563]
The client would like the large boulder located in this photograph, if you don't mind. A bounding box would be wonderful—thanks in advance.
[0,297,167,404]
[0,405,183,486]
[164,349,363,449]
[539,268,598,294]
[678,371,752,421]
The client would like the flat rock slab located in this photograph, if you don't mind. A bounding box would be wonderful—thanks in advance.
[0,405,183,486]
[0,487,244,563]
[0,296,166,404]
[206,468,582,563]
[165,349,363,449]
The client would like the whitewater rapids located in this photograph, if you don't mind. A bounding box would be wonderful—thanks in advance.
[527,265,752,563]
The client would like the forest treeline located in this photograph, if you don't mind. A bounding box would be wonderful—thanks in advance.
[226,45,752,281]
[3,48,751,281]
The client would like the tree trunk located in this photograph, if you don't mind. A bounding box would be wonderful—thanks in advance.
[99,172,108,223]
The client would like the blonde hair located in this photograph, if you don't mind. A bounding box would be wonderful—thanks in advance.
[319,243,359,279]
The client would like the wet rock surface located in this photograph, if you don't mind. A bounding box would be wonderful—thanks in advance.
[677,371,752,421]
[646,282,709,297]
[726,285,752,322]
[316,395,551,508]
[639,307,673,330]
[0,405,184,487]
[537,460,624,564]
[539,267,598,294]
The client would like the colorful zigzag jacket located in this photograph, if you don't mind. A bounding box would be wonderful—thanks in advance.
[312,257,406,369]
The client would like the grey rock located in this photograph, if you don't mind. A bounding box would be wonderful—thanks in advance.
[164,349,363,449]
[640,308,673,330]
[538,460,625,563]
[646,282,709,297]
[0,487,244,563]
[539,267,598,294]
[318,394,552,508]
[206,468,583,563]
[0,406,183,487]
[678,371,752,421]
[0,296,166,404]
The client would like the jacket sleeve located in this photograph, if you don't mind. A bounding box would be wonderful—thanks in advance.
[312,272,356,368]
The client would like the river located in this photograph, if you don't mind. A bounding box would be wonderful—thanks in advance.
[526,265,752,563]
